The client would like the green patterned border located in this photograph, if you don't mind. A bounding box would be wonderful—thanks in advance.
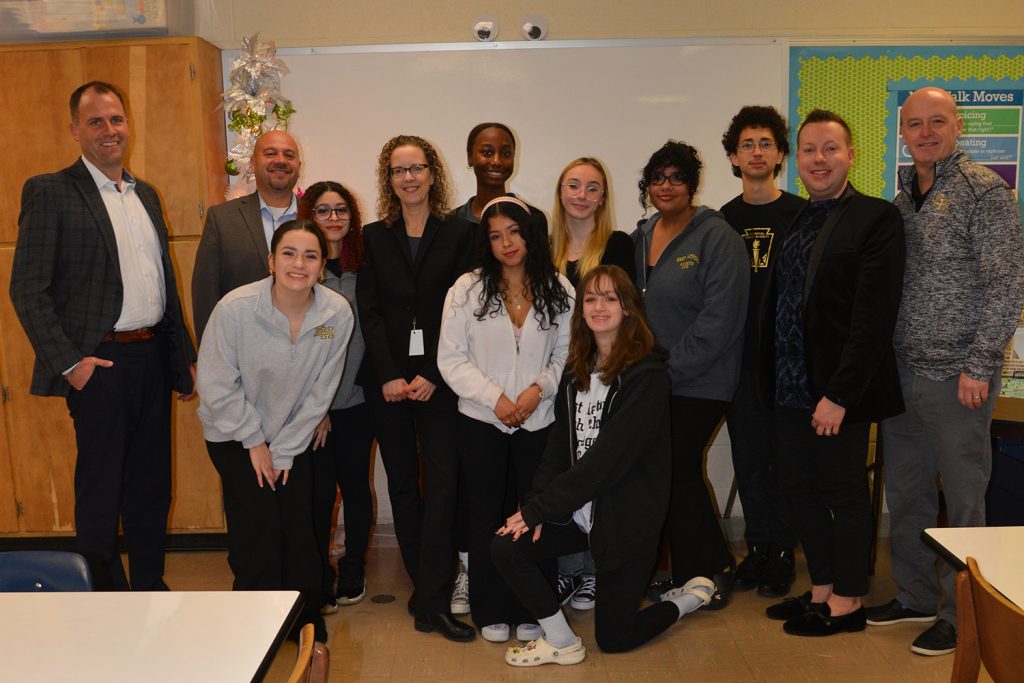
[787,46,1024,199]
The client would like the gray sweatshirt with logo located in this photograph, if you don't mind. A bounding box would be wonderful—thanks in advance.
[197,277,353,469]
[893,149,1024,382]
[632,207,750,400]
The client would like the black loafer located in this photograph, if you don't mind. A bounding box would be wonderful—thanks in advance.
[757,548,796,598]
[414,612,477,642]
[783,604,866,637]
[766,590,820,621]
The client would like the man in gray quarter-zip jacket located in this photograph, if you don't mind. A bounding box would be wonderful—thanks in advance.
[867,86,1024,657]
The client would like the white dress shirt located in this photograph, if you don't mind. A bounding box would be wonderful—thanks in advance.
[82,157,165,330]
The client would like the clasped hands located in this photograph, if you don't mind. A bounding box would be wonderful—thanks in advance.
[382,376,436,402]
[493,384,542,428]
[496,510,542,542]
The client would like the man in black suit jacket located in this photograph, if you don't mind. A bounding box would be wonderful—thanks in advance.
[191,130,301,342]
[9,81,196,590]
[759,109,904,637]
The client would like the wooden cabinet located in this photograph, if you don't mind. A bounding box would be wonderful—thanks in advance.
[0,37,227,536]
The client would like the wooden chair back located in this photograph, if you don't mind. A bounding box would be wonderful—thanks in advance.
[285,623,315,683]
[950,556,1024,682]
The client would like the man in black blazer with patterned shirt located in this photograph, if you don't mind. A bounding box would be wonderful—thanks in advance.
[10,81,196,591]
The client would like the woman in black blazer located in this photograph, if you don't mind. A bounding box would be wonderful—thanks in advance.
[357,134,475,642]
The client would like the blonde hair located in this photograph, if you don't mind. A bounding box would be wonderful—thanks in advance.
[550,157,616,281]
[374,135,452,226]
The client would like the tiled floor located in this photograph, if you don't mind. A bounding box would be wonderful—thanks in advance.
[165,542,990,682]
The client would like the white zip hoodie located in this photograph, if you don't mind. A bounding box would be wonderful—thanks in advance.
[438,269,574,434]
[197,277,353,469]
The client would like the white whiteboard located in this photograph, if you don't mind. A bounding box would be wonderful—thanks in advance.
[222,39,788,231]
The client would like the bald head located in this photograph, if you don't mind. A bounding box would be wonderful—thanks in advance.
[252,130,301,206]
[900,87,962,169]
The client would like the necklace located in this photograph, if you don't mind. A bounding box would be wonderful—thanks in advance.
[502,291,523,312]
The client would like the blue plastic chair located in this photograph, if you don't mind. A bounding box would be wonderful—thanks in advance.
[0,550,93,591]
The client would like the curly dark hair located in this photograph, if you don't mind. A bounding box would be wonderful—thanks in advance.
[375,134,452,226]
[638,140,702,212]
[721,105,791,178]
[473,198,571,330]
[465,122,516,156]
[566,265,653,392]
[298,180,365,272]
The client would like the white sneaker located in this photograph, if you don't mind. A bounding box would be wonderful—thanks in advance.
[516,623,542,641]
[570,574,596,610]
[450,561,470,614]
[482,623,510,642]
[505,636,586,667]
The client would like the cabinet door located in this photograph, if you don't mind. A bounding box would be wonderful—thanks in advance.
[0,49,85,244]
[0,248,77,533]
[168,239,225,532]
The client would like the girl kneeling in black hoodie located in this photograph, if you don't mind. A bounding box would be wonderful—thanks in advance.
[492,265,714,667]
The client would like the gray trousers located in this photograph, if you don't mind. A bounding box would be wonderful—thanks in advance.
[880,363,997,624]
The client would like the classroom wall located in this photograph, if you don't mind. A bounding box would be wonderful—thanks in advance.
[192,0,1024,49]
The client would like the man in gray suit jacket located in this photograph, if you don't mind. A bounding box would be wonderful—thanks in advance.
[191,130,302,342]
[10,81,196,590]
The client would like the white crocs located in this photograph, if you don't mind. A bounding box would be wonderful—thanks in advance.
[504,636,586,667]
[661,576,716,617]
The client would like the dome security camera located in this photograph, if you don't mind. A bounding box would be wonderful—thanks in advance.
[521,16,548,41]
[473,16,499,42]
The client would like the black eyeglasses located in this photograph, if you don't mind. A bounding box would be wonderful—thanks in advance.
[738,140,777,152]
[650,172,686,186]
[314,206,350,220]
[390,164,430,178]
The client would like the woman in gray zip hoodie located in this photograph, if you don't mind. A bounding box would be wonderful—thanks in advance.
[197,219,353,651]
[632,141,750,608]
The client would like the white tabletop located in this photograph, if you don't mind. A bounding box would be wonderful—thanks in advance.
[924,526,1024,609]
[0,590,300,683]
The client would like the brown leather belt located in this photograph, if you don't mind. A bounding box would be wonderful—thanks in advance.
[103,326,158,343]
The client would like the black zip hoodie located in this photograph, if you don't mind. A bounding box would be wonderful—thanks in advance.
[520,349,671,572]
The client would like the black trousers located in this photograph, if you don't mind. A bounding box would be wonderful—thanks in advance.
[491,523,678,653]
[366,386,460,614]
[208,441,326,641]
[774,407,872,597]
[724,372,797,549]
[65,335,171,591]
[458,414,548,628]
[312,402,375,596]
[665,396,734,582]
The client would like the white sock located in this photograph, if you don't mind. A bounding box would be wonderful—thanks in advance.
[459,551,469,569]
[667,583,715,620]
[537,611,577,648]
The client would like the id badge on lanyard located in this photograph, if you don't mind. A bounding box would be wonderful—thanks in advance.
[409,318,424,356]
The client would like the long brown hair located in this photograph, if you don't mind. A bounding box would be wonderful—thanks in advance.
[550,157,617,281]
[566,265,653,391]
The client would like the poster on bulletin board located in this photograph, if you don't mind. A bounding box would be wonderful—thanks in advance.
[788,45,1024,398]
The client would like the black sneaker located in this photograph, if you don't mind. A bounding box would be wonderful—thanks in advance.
[556,573,582,606]
[734,544,769,591]
[910,618,956,656]
[320,598,339,615]
[336,565,367,606]
[865,598,937,626]
[758,548,796,598]
[570,574,596,610]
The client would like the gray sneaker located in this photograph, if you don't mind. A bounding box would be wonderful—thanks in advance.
[865,599,937,626]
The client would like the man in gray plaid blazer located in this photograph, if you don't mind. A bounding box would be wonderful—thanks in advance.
[9,81,196,590]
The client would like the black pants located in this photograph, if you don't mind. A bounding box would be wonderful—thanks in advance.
[208,441,326,641]
[665,396,733,582]
[491,523,678,653]
[65,336,171,591]
[366,386,460,614]
[312,402,375,596]
[724,372,797,549]
[774,407,872,597]
[458,414,548,628]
